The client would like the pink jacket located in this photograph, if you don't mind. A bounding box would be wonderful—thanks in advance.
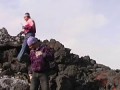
[24,18,36,34]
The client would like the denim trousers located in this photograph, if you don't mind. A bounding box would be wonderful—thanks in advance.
[30,72,49,90]
[17,33,35,61]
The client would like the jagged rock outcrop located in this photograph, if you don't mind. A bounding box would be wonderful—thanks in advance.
[0,28,119,90]
[0,28,24,47]
[0,76,29,90]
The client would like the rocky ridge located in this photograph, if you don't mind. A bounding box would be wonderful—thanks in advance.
[0,28,120,90]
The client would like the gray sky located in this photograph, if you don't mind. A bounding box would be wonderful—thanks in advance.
[0,0,120,69]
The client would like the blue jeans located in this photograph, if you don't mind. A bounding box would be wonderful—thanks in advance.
[17,33,35,61]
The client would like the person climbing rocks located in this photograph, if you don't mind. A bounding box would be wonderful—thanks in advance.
[27,36,54,90]
[17,12,36,61]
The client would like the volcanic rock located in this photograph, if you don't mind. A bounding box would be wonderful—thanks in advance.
[0,28,119,90]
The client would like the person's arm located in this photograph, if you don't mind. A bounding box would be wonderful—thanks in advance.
[28,50,34,75]
[29,74,32,81]
[28,65,33,82]
[43,46,54,61]
[23,19,34,30]
[19,31,24,35]
[28,66,32,74]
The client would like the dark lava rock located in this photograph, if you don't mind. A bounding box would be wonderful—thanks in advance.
[0,28,120,90]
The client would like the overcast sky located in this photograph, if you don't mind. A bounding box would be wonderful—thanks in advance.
[0,0,120,69]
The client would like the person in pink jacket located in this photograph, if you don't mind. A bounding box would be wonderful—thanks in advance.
[17,13,36,61]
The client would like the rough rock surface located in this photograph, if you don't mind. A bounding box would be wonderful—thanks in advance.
[0,28,119,90]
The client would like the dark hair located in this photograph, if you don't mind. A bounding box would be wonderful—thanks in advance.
[25,13,31,18]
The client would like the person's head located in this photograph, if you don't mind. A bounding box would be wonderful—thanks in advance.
[27,36,39,50]
[24,12,31,21]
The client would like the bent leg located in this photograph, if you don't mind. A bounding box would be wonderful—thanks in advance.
[17,38,28,61]
[17,32,35,61]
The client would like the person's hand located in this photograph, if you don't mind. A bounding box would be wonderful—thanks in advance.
[35,51,43,57]
[29,74,32,81]
[20,31,24,35]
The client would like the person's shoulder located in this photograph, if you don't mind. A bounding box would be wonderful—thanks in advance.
[28,18,34,22]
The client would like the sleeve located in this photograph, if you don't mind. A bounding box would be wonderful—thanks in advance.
[28,50,34,74]
[24,19,34,30]
[28,66,32,74]
[43,46,54,61]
